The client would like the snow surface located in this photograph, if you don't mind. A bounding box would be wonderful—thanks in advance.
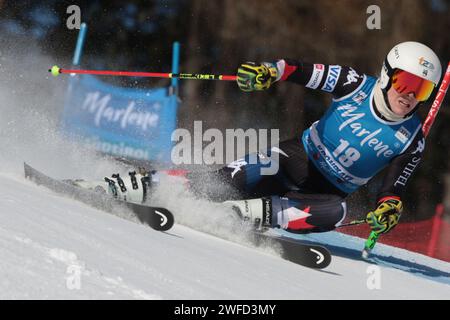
[0,171,449,299]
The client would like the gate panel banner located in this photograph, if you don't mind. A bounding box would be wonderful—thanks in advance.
[61,74,178,162]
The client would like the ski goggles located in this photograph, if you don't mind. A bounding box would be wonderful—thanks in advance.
[391,69,436,102]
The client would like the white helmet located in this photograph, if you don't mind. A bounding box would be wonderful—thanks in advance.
[380,41,442,95]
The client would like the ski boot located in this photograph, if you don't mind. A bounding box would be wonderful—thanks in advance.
[223,197,273,231]
[64,167,160,204]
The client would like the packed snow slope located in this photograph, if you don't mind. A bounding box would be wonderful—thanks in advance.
[0,171,449,299]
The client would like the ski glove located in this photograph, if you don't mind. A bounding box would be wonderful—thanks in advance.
[236,62,278,92]
[366,197,402,235]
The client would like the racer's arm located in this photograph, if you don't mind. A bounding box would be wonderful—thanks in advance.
[236,59,366,99]
[376,129,425,201]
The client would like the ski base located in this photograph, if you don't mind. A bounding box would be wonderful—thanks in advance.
[24,163,174,231]
[251,231,331,269]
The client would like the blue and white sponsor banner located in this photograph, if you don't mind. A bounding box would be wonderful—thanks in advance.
[61,74,178,162]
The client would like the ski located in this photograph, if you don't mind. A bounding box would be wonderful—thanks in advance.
[23,163,174,231]
[24,163,331,267]
[251,231,331,269]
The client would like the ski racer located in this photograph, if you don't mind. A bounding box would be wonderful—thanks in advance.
[108,41,442,237]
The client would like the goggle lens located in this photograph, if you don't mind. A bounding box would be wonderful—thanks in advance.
[391,69,435,102]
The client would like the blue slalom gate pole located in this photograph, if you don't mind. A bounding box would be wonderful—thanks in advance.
[170,41,180,95]
[72,23,87,66]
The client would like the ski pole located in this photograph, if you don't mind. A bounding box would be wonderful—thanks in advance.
[362,61,450,258]
[336,219,366,228]
[334,218,379,259]
[48,65,237,81]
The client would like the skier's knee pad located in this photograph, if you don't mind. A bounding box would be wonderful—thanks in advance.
[271,193,347,233]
